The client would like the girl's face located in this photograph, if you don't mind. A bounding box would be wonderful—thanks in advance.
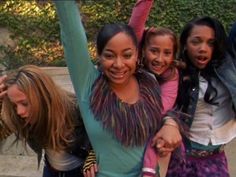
[185,25,215,69]
[7,84,30,120]
[99,32,138,87]
[143,35,175,75]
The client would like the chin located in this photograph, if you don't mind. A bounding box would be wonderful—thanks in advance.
[151,69,162,75]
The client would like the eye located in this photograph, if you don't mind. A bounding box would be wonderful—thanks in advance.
[150,48,158,54]
[21,102,29,107]
[208,40,215,47]
[164,50,172,56]
[102,52,115,60]
[123,53,132,59]
[191,38,201,45]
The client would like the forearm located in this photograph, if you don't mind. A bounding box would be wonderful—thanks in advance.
[54,1,97,99]
[128,0,154,43]
[142,140,158,177]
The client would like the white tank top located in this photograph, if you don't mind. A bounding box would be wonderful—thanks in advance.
[45,149,83,171]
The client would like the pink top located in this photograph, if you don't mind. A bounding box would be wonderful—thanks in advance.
[129,0,179,175]
[128,0,153,43]
[160,68,179,115]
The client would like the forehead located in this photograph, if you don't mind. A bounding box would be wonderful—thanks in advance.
[189,25,215,39]
[148,35,174,46]
[104,32,136,50]
[7,84,27,102]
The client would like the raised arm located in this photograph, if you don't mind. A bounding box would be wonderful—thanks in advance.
[128,0,154,43]
[54,1,98,100]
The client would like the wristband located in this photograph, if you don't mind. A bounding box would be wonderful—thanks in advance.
[142,167,156,174]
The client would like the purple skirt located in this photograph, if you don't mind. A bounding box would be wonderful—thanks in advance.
[166,151,229,177]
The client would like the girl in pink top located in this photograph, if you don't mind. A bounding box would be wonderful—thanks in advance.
[129,0,182,176]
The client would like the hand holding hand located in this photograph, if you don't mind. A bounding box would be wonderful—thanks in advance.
[151,119,182,156]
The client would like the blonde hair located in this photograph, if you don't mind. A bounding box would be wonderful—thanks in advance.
[2,65,78,151]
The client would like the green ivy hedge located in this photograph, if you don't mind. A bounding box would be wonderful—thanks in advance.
[0,0,235,69]
[0,0,62,70]
[81,0,236,38]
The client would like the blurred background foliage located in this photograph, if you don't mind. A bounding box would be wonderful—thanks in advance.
[0,0,235,69]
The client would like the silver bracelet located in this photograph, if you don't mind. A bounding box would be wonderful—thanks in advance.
[163,116,173,122]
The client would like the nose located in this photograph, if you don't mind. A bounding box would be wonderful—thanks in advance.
[155,53,163,62]
[199,42,209,52]
[16,105,27,118]
[113,57,124,68]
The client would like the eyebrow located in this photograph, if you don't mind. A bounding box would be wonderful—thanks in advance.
[104,48,133,52]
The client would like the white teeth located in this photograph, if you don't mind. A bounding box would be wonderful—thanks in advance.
[110,71,126,78]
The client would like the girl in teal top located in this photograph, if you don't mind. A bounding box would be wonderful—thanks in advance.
[54,1,181,177]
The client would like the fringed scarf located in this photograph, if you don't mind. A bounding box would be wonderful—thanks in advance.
[90,69,162,147]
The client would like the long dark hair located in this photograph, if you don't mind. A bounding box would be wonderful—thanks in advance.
[228,22,236,57]
[179,16,228,70]
[178,16,228,107]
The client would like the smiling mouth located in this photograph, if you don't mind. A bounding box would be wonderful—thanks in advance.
[151,60,165,69]
[110,70,127,79]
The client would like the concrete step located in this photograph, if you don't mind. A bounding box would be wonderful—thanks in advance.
[0,135,43,177]
[0,154,43,177]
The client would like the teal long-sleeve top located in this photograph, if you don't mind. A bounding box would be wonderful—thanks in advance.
[55,1,145,176]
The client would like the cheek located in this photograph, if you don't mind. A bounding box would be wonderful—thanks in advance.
[143,52,152,64]
[99,59,111,70]
[26,106,31,114]
[208,47,214,56]
[143,57,151,68]
[144,51,154,61]
[165,56,174,65]
[186,48,195,60]
[131,58,138,68]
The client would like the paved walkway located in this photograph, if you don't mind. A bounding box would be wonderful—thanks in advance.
[0,67,236,177]
[1,139,236,177]
[226,140,236,176]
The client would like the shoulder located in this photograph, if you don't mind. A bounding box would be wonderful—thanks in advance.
[161,67,179,82]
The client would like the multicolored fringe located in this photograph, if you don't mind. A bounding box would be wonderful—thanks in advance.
[90,69,162,147]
